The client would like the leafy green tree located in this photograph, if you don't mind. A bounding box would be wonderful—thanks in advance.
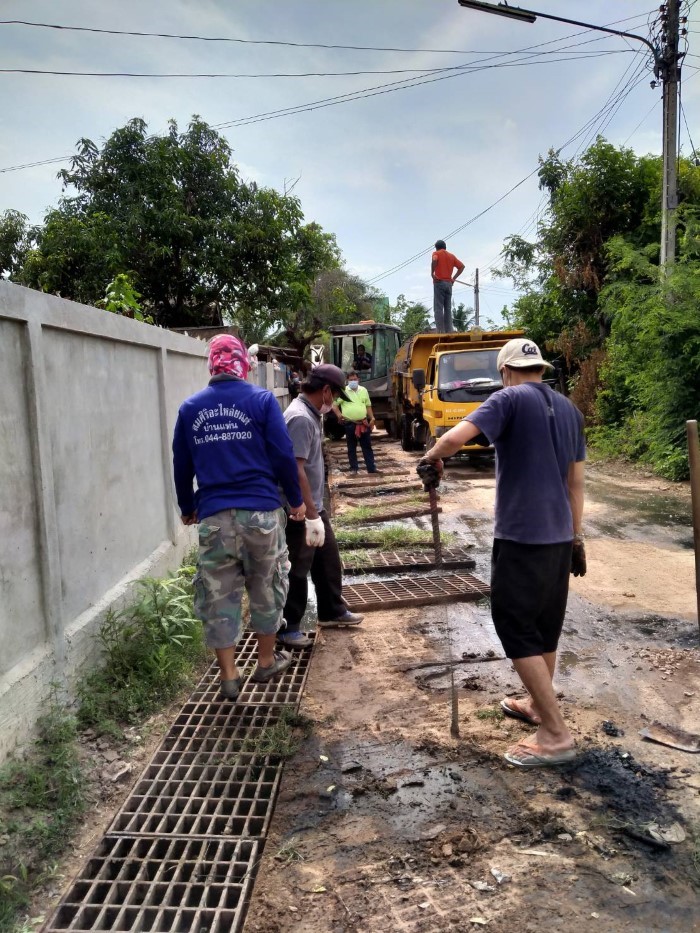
[98,272,152,323]
[0,210,34,278]
[16,118,339,334]
[452,302,474,332]
[392,294,430,338]
[593,231,700,479]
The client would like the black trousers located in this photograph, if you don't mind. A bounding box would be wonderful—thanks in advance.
[283,511,346,630]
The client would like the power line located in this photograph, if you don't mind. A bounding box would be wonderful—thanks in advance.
[0,19,655,173]
[367,63,654,286]
[0,51,630,79]
[0,11,656,54]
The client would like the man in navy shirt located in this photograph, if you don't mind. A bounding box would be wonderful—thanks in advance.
[418,338,586,768]
[173,335,307,700]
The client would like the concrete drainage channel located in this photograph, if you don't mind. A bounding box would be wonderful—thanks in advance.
[43,634,314,933]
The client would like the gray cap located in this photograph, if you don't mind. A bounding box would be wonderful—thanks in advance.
[310,363,351,401]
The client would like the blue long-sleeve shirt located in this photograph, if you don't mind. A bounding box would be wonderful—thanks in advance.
[172,376,303,520]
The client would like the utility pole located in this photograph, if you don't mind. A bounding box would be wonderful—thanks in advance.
[474,268,480,327]
[659,0,682,270]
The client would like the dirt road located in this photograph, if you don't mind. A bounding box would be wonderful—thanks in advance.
[245,444,700,933]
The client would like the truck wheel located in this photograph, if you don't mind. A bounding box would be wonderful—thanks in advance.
[400,415,413,451]
[383,418,398,439]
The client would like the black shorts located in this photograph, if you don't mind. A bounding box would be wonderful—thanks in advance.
[491,538,573,660]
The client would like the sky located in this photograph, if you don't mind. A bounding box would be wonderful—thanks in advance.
[0,0,698,326]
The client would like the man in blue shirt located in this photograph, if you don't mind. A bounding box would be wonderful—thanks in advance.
[418,338,586,768]
[173,335,307,700]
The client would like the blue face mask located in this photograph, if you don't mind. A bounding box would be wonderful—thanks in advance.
[348,380,359,390]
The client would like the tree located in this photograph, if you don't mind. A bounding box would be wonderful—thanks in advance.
[274,257,383,358]
[391,294,430,338]
[0,210,34,278]
[495,135,700,478]
[452,302,474,332]
[16,117,340,333]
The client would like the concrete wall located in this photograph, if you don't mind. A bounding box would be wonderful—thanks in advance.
[0,283,218,760]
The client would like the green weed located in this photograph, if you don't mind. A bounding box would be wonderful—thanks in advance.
[0,705,85,932]
[474,707,504,722]
[76,566,206,735]
[244,707,313,761]
[275,837,305,864]
[336,525,457,551]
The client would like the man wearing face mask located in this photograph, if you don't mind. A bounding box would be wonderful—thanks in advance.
[332,369,378,475]
[278,365,365,649]
[417,339,586,769]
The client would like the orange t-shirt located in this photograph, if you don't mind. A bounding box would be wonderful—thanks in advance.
[432,249,463,281]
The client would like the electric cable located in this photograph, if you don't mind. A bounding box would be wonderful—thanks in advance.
[0,11,657,54]
[0,51,631,78]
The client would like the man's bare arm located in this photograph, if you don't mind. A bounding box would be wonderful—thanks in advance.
[431,257,437,281]
[427,419,483,461]
[452,261,465,282]
[296,458,320,519]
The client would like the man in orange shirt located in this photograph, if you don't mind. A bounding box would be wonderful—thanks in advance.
[431,239,465,333]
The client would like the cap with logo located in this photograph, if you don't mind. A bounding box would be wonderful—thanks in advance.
[310,363,352,401]
[496,338,554,372]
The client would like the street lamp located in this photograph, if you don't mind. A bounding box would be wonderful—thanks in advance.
[456,1,659,63]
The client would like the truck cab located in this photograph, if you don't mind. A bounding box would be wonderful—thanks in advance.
[393,328,525,454]
[421,345,502,451]
[329,321,403,434]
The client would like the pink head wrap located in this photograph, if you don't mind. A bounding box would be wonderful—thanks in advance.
[208,335,251,379]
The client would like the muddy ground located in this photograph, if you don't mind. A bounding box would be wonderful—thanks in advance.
[245,440,700,933]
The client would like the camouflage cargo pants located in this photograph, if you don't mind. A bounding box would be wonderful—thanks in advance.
[194,508,290,649]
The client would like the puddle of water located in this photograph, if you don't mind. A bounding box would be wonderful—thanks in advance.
[558,649,581,674]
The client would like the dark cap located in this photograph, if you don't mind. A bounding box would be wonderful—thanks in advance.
[310,363,351,401]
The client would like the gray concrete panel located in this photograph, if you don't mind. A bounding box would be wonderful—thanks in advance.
[43,329,169,625]
[0,319,45,676]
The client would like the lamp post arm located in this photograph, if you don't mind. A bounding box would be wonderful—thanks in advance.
[457,2,660,68]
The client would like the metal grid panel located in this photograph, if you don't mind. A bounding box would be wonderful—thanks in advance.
[332,474,413,489]
[341,483,426,499]
[342,547,475,575]
[45,835,259,932]
[337,504,441,525]
[110,752,281,838]
[45,633,315,933]
[336,538,436,551]
[343,572,489,611]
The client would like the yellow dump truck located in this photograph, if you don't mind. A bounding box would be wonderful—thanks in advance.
[392,328,525,453]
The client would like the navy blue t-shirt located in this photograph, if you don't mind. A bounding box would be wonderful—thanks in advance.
[466,382,585,545]
[172,377,303,521]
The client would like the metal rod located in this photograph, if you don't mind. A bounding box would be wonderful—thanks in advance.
[429,486,443,566]
[687,420,700,635]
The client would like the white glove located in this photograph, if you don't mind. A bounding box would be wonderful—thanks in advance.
[305,516,325,548]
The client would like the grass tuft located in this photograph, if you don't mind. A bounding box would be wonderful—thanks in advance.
[474,707,505,722]
[76,565,206,736]
[0,702,86,932]
[335,525,457,550]
[244,707,314,761]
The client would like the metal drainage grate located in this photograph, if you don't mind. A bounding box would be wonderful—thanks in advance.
[332,473,413,489]
[45,835,259,932]
[110,750,281,839]
[337,504,441,525]
[44,633,314,933]
[343,572,490,611]
[336,538,436,551]
[342,547,475,575]
[341,483,425,498]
